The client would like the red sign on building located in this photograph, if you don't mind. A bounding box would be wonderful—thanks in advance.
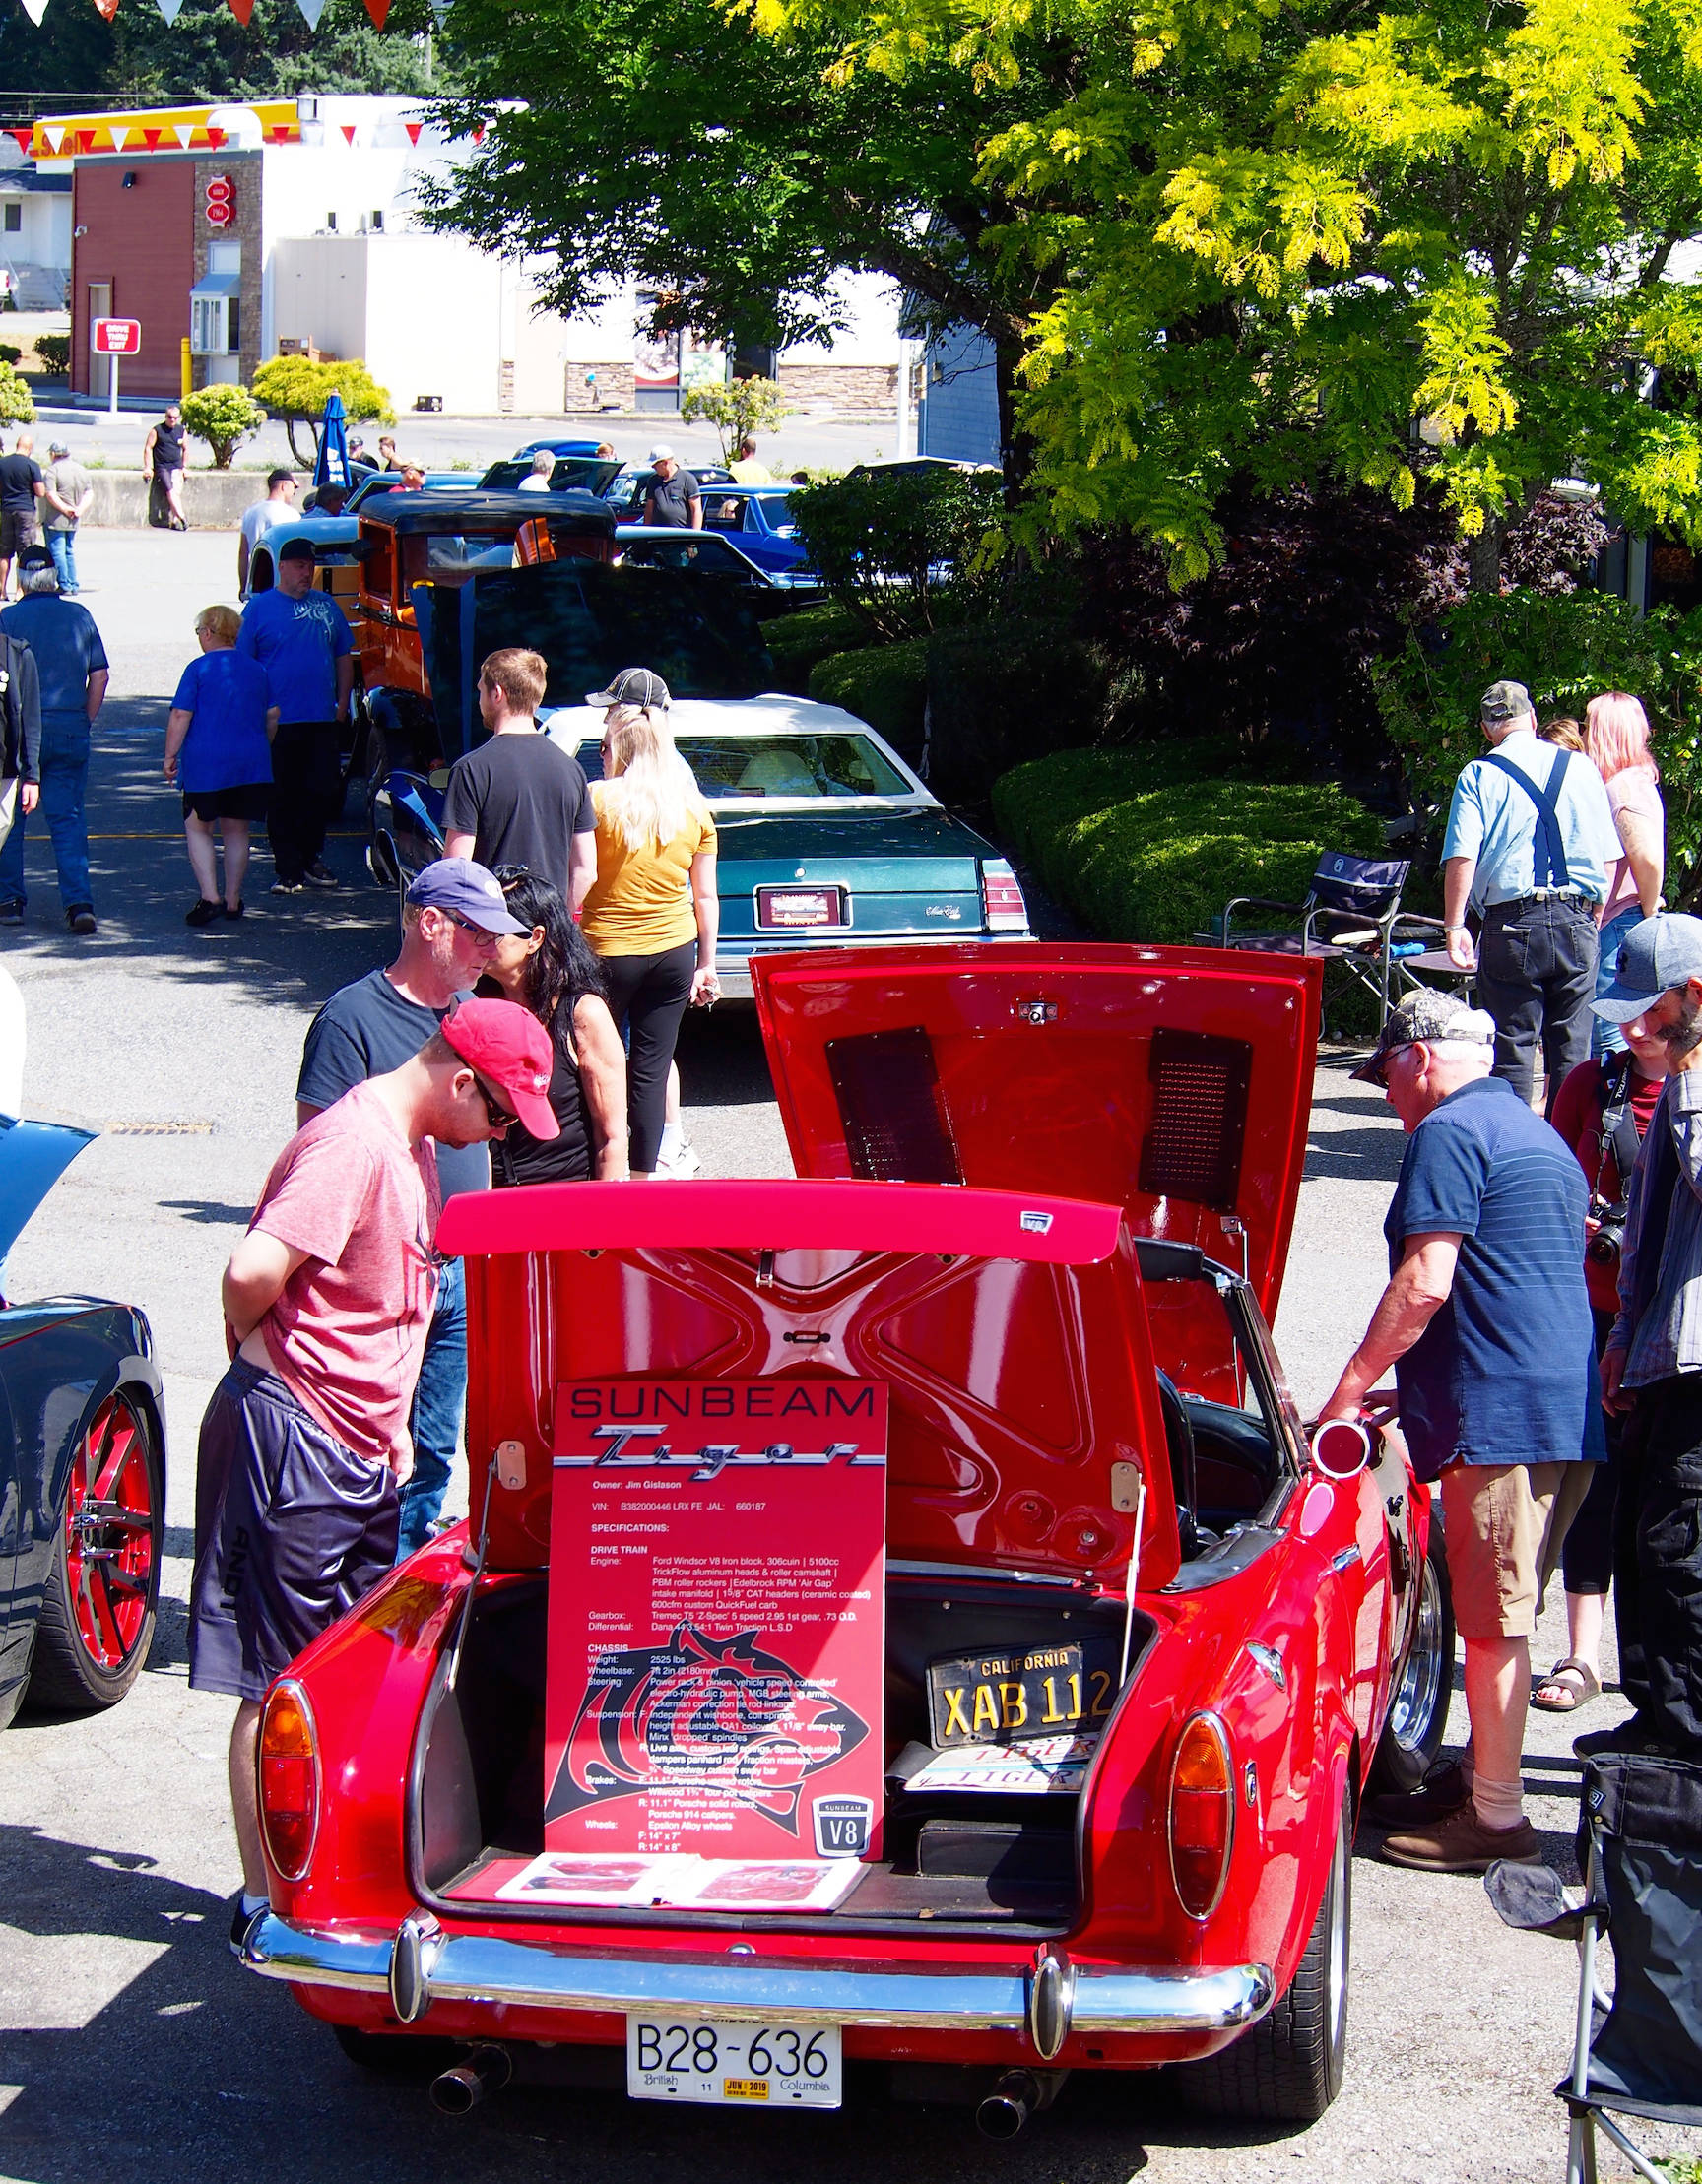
[544,1380,887,1864]
[91,318,141,354]
[204,174,235,227]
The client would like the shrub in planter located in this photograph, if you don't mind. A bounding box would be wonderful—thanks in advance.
[33,333,70,376]
[761,602,872,695]
[992,739,1384,946]
[809,638,929,764]
[181,384,265,470]
[0,362,33,425]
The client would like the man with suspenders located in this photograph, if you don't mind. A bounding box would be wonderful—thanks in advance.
[1442,679,1622,1114]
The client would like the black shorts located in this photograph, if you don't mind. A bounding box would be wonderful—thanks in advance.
[183,783,271,824]
[187,1357,399,1703]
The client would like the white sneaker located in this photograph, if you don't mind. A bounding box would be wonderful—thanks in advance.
[654,1140,702,1179]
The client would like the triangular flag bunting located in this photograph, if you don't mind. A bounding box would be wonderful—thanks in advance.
[341,124,358,145]
[8,130,33,155]
[173,123,195,147]
[90,0,117,18]
[207,126,227,146]
[224,0,253,20]
[41,124,65,151]
[472,122,486,144]
[404,122,423,145]
[143,126,164,147]
[294,0,326,25]
[154,0,183,19]
[19,0,49,22]
[362,0,389,24]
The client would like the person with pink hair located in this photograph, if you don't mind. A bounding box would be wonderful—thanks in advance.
[1585,693,1665,1057]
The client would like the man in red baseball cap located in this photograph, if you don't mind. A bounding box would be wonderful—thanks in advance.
[191,994,556,1946]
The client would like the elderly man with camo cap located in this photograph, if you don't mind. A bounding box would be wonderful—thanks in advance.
[1322,986,1603,1870]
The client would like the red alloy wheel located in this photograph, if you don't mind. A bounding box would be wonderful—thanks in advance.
[62,1393,158,1671]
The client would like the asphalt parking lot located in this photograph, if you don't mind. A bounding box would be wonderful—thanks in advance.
[0,532,1686,2184]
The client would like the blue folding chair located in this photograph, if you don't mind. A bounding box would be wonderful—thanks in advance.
[1218,852,1441,1028]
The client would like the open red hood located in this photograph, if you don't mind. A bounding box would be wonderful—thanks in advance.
[442,1179,1180,1587]
[752,941,1320,1327]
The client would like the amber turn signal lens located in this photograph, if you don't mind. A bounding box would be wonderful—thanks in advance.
[1168,1713,1235,1919]
[259,1680,320,1884]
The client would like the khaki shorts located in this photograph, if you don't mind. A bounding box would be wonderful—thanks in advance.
[1438,1459,1595,1640]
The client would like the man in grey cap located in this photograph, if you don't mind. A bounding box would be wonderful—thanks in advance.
[1323,985,1602,1868]
[41,439,92,597]
[295,857,529,1555]
[642,445,702,531]
[1595,912,1702,1749]
[1440,678,1620,1113]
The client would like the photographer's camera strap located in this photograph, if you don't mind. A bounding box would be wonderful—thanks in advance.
[1597,1055,1645,1198]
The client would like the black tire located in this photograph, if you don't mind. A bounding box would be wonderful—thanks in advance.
[1175,1787,1350,2124]
[1366,1526,1454,1799]
[27,1389,164,1712]
[363,717,400,889]
[332,2023,464,2081]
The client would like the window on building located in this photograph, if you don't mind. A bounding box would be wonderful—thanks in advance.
[370,209,384,231]
[227,297,241,353]
[326,211,338,232]
[2,203,20,234]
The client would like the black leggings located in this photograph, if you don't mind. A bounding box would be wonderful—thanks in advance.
[600,941,695,1172]
[1561,1308,1621,1595]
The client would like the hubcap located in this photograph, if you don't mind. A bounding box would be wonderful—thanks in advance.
[64,1394,156,1671]
[1387,1553,1445,1753]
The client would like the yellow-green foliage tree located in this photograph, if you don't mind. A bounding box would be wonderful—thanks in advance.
[753,0,1702,586]
[251,355,395,467]
[0,359,34,426]
[680,375,795,461]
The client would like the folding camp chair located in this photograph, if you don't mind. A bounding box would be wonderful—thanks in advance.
[1218,853,1443,1028]
[1485,1740,1702,2184]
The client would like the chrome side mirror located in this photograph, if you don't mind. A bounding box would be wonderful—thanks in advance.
[1310,1418,1372,1481]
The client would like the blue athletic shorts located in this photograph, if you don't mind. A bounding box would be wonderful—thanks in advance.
[187,1356,399,1703]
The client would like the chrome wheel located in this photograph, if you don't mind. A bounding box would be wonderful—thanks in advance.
[1387,1547,1447,1755]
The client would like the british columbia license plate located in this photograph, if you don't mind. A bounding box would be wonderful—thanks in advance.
[926,1639,1120,1747]
[755,884,846,930]
[626,2015,842,2107]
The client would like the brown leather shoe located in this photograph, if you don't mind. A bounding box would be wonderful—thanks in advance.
[1364,1759,1471,1828]
[1379,1801,1540,1872]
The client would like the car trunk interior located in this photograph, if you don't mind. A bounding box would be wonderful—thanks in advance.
[412,1568,1155,1936]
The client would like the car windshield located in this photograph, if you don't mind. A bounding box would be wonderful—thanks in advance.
[574,733,913,801]
[619,536,753,575]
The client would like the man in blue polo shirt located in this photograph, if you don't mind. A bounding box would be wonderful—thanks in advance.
[1441,677,1619,1112]
[0,545,108,934]
[237,536,353,898]
[1323,987,1601,1871]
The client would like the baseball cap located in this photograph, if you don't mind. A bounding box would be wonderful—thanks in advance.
[1349,987,1497,1084]
[47,441,68,458]
[1591,912,1702,1024]
[405,857,529,934]
[278,536,317,564]
[1480,678,1531,723]
[16,543,55,575]
[586,666,672,710]
[439,996,560,1141]
[647,443,675,463]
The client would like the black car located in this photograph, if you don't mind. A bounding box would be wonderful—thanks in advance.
[0,1118,166,1728]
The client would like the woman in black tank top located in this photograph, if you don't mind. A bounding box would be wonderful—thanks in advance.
[478,867,629,1183]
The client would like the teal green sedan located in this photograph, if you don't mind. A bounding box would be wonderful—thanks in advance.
[547,695,1030,997]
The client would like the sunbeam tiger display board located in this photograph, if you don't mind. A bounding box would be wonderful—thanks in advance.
[545,1381,887,1863]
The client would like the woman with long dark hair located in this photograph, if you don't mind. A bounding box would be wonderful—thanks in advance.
[477,867,629,1183]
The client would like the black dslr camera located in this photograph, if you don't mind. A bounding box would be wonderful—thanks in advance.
[1587,1192,1628,1267]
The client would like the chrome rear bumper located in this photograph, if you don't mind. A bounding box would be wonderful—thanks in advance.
[242,1911,1273,2047]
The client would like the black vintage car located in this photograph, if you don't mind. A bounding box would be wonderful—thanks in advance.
[0,1119,166,1728]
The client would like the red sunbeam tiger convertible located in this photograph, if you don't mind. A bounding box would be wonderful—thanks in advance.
[238,943,1450,2133]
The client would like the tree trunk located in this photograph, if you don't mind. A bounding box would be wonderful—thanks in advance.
[1466,512,1504,594]
[285,418,317,470]
[993,330,1032,508]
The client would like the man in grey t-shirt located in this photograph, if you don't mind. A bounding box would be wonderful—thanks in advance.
[41,444,92,597]
[643,443,702,529]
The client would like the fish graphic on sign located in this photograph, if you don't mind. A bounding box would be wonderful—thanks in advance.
[546,1623,869,1834]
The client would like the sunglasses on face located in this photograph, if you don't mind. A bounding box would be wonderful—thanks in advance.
[474,1074,517,1131]
[439,909,498,949]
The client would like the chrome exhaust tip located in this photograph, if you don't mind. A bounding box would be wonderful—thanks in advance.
[429,2045,512,2116]
[975,2068,1051,2140]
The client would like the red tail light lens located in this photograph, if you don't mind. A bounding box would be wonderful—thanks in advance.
[1168,1713,1235,1918]
[259,1680,321,1883]
[982,865,1028,931]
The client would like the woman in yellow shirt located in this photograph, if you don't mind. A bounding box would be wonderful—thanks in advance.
[580,670,719,1175]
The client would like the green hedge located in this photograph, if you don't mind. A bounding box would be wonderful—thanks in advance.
[925,618,1107,807]
[809,637,930,765]
[761,603,872,695]
[992,739,1385,943]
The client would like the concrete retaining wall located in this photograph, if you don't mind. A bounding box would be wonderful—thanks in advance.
[80,470,296,531]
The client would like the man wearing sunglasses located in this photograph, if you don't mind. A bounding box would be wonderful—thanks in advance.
[296,857,530,1558]
[193,995,557,1945]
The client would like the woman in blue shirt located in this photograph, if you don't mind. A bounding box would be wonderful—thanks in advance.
[164,605,278,926]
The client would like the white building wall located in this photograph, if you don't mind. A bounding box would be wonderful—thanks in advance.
[270,235,371,368]
[363,233,504,412]
[778,272,902,369]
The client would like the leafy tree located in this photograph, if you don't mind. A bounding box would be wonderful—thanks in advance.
[180,383,264,469]
[251,355,393,467]
[789,467,1004,638]
[680,376,794,462]
[421,0,1064,456]
[0,363,34,427]
[759,0,1702,586]
[0,0,450,105]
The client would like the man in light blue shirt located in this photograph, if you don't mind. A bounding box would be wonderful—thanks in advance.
[237,537,353,897]
[1441,678,1620,1111]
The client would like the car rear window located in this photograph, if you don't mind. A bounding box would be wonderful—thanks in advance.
[572,734,911,800]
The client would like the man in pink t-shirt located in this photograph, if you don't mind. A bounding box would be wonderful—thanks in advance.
[190,998,557,1940]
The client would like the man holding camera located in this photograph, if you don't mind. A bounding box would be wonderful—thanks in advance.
[1595,913,1702,1751]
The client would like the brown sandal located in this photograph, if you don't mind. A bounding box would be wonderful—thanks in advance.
[1533,1656,1602,1712]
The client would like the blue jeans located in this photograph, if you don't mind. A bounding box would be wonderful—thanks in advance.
[1593,906,1643,1056]
[0,710,91,913]
[395,1255,466,1559]
[45,528,79,593]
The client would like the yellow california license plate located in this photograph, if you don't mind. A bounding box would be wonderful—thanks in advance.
[926,1640,1119,1746]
